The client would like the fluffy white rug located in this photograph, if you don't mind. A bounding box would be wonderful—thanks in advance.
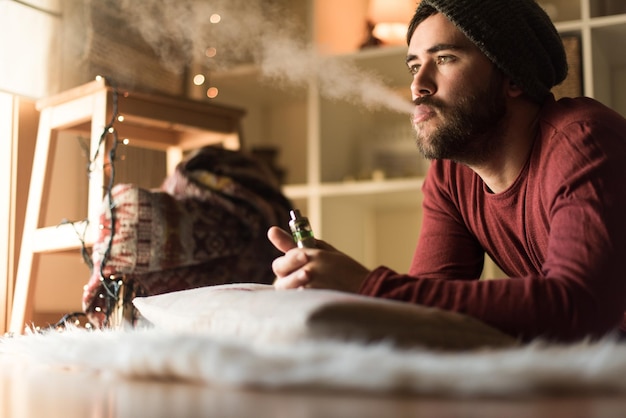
[2,327,626,397]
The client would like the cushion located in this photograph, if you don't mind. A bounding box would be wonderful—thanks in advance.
[132,283,518,350]
[93,184,253,275]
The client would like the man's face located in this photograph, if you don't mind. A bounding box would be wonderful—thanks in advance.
[406,13,507,164]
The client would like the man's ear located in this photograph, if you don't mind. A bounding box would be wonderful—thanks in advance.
[506,79,524,98]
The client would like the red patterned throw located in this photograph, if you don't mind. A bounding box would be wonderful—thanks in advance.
[82,146,292,327]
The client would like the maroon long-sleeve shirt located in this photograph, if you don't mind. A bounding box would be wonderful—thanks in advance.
[359,95,626,342]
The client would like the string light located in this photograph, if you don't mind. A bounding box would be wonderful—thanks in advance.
[49,76,124,331]
[204,14,220,99]
[96,77,123,328]
[193,74,206,85]
[209,13,221,23]
[207,87,219,98]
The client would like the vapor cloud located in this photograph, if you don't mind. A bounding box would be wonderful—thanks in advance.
[115,0,413,113]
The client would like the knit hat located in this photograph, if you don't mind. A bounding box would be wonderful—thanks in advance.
[411,0,568,102]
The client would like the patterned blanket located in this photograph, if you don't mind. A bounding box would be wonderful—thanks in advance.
[82,146,292,327]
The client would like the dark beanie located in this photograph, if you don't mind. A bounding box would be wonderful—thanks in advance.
[411,0,568,102]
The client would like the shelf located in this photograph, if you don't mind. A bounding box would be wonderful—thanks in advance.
[539,0,581,22]
[191,63,309,185]
[591,22,626,67]
[589,21,626,114]
[337,45,412,88]
[554,21,586,33]
[320,185,422,271]
[284,177,424,202]
[590,1,626,18]
[588,13,626,27]
[204,64,308,107]
[318,177,423,198]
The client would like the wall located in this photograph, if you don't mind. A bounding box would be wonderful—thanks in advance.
[1,1,97,326]
[0,94,18,333]
[0,93,39,333]
[0,0,62,98]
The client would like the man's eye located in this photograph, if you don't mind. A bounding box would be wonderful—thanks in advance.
[437,56,454,64]
[408,64,420,75]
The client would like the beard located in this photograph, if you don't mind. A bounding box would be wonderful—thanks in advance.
[413,74,507,165]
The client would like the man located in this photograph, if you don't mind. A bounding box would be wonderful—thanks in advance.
[268,0,626,343]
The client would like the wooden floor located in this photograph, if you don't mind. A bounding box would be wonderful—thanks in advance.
[2,359,626,418]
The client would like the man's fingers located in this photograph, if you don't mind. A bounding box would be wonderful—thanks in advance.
[267,226,297,253]
[272,247,308,276]
[273,268,311,290]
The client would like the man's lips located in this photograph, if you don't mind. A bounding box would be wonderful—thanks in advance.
[412,104,436,125]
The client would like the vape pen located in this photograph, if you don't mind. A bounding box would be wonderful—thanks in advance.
[289,209,316,248]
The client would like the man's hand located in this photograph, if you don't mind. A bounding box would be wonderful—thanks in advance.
[267,226,371,293]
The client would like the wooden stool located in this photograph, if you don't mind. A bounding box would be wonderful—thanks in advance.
[9,77,244,333]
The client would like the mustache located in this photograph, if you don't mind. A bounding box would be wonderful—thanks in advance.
[413,96,445,108]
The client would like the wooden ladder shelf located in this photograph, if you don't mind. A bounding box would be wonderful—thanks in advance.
[10,78,244,333]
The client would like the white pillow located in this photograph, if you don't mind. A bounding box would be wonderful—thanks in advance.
[132,283,517,350]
